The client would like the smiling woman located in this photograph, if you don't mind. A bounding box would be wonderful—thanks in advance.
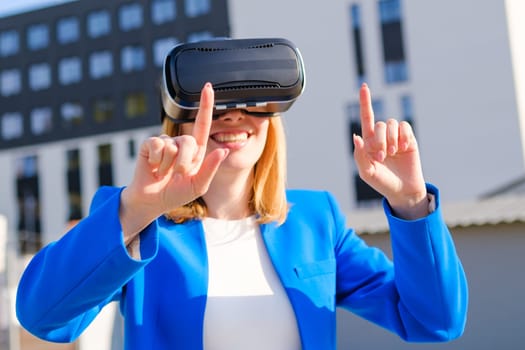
[16,37,468,350]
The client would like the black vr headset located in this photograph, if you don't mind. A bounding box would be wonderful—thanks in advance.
[161,37,305,123]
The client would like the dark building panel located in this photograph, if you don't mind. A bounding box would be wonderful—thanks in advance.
[0,0,231,150]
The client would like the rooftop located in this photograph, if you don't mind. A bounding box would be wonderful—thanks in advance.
[347,193,525,234]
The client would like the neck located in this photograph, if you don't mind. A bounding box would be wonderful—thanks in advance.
[203,168,254,220]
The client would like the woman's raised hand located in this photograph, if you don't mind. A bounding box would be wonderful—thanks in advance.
[353,83,428,219]
[120,83,228,236]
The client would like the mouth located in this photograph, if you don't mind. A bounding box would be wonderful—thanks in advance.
[211,131,250,144]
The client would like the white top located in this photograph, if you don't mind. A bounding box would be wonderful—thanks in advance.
[202,216,301,350]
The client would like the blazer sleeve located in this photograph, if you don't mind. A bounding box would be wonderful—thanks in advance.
[16,186,158,343]
[335,183,468,342]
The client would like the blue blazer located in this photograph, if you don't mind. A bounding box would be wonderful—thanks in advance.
[16,184,467,349]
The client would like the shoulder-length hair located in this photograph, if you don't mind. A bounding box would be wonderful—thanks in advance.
[161,115,289,225]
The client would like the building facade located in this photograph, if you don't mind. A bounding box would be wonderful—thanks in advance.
[0,0,230,252]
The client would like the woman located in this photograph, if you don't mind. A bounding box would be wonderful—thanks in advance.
[16,82,468,349]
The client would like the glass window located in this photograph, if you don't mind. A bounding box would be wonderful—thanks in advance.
[401,95,413,120]
[1,112,23,140]
[384,61,408,83]
[61,102,84,127]
[87,10,111,38]
[187,31,213,43]
[58,57,82,85]
[401,94,414,128]
[119,3,143,31]
[30,107,53,135]
[16,154,42,254]
[0,30,19,57]
[66,149,83,221]
[57,17,80,44]
[1,69,22,96]
[152,0,176,24]
[184,0,211,17]
[97,143,113,186]
[125,92,147,118]
[89,51,113,79]
[27,23,49,51]
[121,45,146,73]
[379,0,402,23]
[93,97,114,123]
[29,63,51,91]
[378,0,408,84]
[153,37,178,66]
[350,4,366,87]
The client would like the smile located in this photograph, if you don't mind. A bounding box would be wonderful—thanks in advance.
[211,132,249,143]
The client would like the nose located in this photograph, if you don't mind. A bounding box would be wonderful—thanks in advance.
[216,109,245,122]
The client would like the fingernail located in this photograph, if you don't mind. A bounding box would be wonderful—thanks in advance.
[388,146,396,155]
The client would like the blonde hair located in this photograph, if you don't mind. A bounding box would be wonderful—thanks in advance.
[161,116,289,225]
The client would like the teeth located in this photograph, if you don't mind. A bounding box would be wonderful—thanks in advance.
[213,133,248,142]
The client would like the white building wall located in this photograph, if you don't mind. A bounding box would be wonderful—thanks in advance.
[505,0,525,160]
[228,1,356,210]
[405,0,524,201]
[228,0,525,207]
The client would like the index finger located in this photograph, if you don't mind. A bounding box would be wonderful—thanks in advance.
[359,83,375,139]
[192,82,214,147]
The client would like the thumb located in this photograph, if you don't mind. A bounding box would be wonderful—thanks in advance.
[191,148,229,195]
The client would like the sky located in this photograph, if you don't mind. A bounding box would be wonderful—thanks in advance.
[0,0,76,17]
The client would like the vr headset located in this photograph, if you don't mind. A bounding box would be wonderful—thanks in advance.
[161,37,305,123]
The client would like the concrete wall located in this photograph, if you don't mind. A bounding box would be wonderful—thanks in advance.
[337,223,525,349]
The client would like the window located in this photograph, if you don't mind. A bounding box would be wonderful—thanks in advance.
[152,0,176,24]
[61,102,84,127]
[153,37,178,66]
[0,30,19,57]
[119,3,143,31]
[29,63,51,91]
[401,94,414,128]
[378,0,408,83]
[89,51,113,79]
[121,45,146,73]
[57,17,79,44]
[350,4,366,87]
[16,155,42,254]
[58,57,82,85]
[66,149,83,221]
[1,69,22,96]
[27,24,49,51]
[184,0,211,18]
[97,144,113,186]
[187,31,213,43]
[87,10,111,38]
[125,92,147,118]
[93,97,114,123]
[30,107,53,135]
[347,100,383,204]
[1,112,23,140]
[128,138,136,158]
